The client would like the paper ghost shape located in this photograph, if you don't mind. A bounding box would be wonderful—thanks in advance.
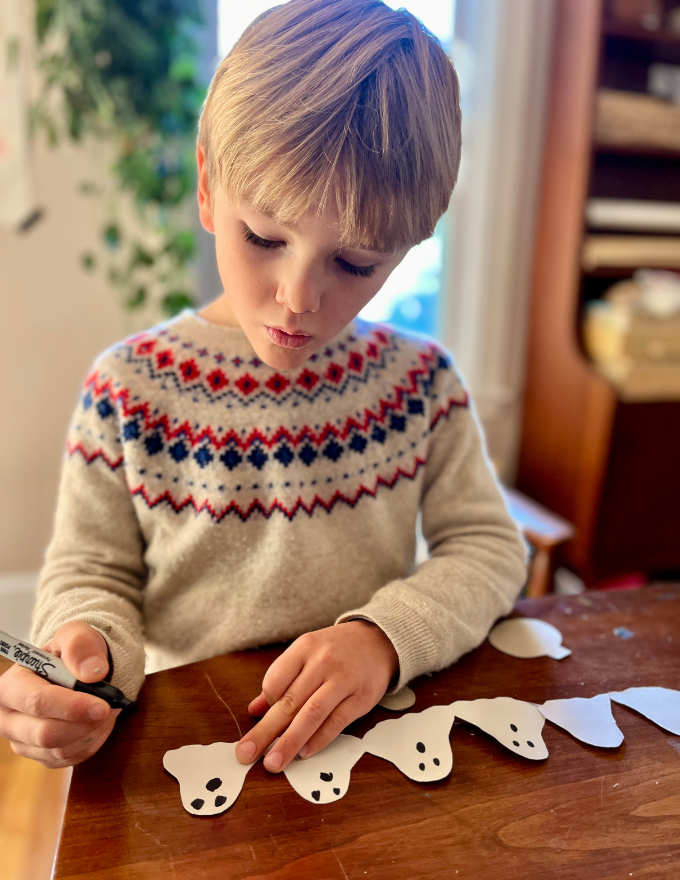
[283,735,365,804]
[362,703,456,781]
[452,697,549,760]
[537,694,624,747]
[163,742,254,815]
[489,618,571,660]
[610,686,680,735]
[379,685,416,712]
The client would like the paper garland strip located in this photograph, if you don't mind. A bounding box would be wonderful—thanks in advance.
[164,686,680,815]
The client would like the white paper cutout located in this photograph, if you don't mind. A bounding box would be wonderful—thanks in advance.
[282,735,365,804]
[610,687,680,735]
[452,697,549,760]
[362,704,457,781]
[488,618,572,660]
[537,695,624,747]
[163,742,255,815]
[165,683,680,816]
[379,685,416,712]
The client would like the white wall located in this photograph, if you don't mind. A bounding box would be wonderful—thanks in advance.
[0,136,127,573]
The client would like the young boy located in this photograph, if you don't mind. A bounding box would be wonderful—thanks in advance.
[0,0,526,773]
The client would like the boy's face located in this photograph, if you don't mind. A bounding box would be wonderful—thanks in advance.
[197,148,409,371]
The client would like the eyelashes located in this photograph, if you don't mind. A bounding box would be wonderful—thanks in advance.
[242,224,283,250]
[242,224,376,278]
[336,259,376,279]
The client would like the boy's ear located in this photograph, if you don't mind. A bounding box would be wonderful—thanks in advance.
[196,144,215,234]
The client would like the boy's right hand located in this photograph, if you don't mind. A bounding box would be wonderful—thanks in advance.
[0,621,120,768]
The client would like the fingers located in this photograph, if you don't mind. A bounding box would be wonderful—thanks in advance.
[247,692,270,717]
[260,642,308,706]
[0,664,110,724]
[239,679,348,772]
[235,637,321,765]
[8,710,120,769]
[236,623,397,774]
[296,697,358,759]
[45,621,110,683]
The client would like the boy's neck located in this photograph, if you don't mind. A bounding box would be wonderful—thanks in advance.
[198,296,240,328]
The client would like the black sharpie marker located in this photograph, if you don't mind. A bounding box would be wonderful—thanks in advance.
[0,629,133,710]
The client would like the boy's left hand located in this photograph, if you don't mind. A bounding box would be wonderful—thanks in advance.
[235,620,398,773]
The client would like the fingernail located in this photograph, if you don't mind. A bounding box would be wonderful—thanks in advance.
[298,745,309,759]
[89,703,108,722]
[80,657,104,679]
[238,741,256,761]
[264,750,282,772]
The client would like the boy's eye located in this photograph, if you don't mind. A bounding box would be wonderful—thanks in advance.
[242,224,284,250]
[336,258,376,279]
[243,223,376,278]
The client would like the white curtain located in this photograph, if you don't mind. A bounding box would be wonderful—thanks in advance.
[442,0,556,480]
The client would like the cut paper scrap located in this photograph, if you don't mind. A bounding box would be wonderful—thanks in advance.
[379,685,416,712]
[452,697,549,760]
[283,735,365,804]
[610,687,680,735]
[163,742,255,816]
[362,703,456,781]
[488,618,572,660]
[537,694,624,747]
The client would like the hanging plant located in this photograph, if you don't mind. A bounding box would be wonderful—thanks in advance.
[33,0,205,317]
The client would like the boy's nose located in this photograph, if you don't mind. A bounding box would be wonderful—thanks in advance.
[275,266,322,314]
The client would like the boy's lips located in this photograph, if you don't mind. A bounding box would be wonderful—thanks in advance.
[266,326,313,350]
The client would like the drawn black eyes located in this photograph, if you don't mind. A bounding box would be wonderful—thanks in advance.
[312,770,341,800]
[191,776,227,810]
[510,724,534,748]
[415,741,441,770]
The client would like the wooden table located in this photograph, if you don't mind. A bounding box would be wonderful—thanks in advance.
[55,585,680,879]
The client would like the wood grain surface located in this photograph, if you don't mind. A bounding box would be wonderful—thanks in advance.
[55,585,680,880]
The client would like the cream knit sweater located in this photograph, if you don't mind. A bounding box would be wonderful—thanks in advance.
[32,312,526,699]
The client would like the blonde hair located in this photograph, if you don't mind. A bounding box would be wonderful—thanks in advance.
[199,0,461,251]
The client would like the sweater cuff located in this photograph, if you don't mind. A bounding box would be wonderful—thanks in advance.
[335,591,438,693]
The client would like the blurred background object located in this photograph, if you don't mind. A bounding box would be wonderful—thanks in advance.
[516,0,680,591]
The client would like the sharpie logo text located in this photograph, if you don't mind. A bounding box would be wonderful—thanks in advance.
[12,646,55,679]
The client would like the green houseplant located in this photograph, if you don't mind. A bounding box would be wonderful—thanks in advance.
[33,0,206,316]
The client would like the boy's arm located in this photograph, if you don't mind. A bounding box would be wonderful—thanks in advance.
[336,359,528,692]
[236,356,527,773]
[32,376,147,700]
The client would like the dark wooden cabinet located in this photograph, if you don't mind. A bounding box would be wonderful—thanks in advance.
[516,0,680,586]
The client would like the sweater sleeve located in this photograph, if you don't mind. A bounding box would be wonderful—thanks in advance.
[31,367,148,699]
[336,354,528,691]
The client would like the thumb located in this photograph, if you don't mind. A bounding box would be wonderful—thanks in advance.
[46,621,110,683]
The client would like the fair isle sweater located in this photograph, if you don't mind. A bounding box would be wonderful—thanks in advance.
[32,312,527,700]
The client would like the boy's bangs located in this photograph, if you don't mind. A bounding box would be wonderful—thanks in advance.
[201,0,461,252]
[218,137,436,254]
